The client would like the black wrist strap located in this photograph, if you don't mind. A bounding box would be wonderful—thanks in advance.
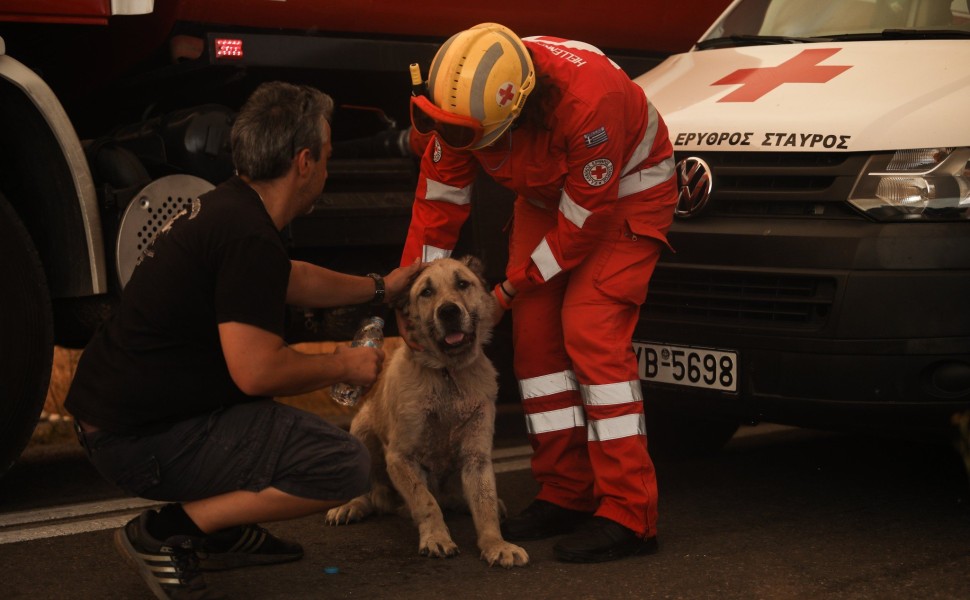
[366,273,385,305]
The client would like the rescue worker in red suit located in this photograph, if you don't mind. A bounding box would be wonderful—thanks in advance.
[399,23,678,563]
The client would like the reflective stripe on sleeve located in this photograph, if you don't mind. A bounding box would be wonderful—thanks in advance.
[519,370,579,399]
[559,190,592,229]
[620,97,660,178]
[588,413,646,442]
[525,406,587,435]
[530,238,562,281]
[617,156,675,199]
[422,245,452,262]
[580,380,643,406]
[425,179,472,205]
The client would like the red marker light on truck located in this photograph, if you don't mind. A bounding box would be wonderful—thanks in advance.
[214,39,243,59]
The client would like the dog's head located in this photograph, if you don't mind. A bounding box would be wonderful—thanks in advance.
[396,256,498,369]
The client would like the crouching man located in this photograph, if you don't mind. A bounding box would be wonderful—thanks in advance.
[65,81,422,600]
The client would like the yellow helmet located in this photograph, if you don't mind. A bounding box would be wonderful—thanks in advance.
[423,23,535,150]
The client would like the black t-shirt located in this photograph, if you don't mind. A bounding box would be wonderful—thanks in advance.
[65,177,291,433]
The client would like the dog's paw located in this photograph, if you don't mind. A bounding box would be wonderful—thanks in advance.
[418,532,460,559]
[480,540,530,568]
[325,503,366,526]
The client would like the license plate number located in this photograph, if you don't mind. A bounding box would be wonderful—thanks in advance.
[633,341,738,392]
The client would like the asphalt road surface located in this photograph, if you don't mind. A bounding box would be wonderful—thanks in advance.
[2,420,969,599]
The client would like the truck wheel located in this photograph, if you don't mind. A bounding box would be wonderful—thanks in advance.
[0,192,54,476]
[644,403,740,459]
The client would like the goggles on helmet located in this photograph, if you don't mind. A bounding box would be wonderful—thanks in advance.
[409,94,484,150]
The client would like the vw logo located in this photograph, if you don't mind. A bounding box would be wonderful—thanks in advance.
[675,157,712,218]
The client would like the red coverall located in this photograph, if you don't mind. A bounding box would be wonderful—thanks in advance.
[401,36,677,538]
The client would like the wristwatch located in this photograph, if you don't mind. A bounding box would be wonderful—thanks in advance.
[366,273,385,305]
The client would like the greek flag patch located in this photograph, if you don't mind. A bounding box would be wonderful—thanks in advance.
[583,126,608,148]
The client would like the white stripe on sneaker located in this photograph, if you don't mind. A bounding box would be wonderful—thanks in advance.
[228,526,266,553]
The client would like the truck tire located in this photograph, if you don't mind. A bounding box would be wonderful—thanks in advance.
[0,192,54,476]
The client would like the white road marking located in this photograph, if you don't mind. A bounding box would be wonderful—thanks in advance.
[491,444,532,461]
[0,446,535,545]
[0,497,163,545]
[494,458,533,474]
[1,427,795,544]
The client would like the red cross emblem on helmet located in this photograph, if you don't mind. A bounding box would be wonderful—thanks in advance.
[496,82,516,107]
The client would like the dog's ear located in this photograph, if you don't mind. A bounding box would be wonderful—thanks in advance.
[390,281,412,313]
[459,255,488,284]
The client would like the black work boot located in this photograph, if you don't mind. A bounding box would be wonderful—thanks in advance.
[500,499,592,541]
[553,516,658,563]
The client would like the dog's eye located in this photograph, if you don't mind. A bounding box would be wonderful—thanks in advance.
[419,287,434,297]
[456,279,470,290]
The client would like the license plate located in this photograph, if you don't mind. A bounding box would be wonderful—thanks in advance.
[633,341,738,392]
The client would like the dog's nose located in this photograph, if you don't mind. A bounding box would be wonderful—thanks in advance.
[437,302,461,323]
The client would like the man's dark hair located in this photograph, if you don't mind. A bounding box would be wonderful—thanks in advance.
[231,81,335,181]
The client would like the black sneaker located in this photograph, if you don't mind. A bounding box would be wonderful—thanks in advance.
[500,499,592,541]
[198,524,303,571]
[114,510,226,600]
[553,516,659,563]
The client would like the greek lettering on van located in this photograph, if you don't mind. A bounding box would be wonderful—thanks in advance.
[674,131,851,150]
[762,132,851,149]
[674,132,753,147]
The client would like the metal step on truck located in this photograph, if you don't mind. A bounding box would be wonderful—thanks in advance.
[0,0,730,475]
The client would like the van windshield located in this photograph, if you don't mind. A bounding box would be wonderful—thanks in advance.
[699,0,970,48]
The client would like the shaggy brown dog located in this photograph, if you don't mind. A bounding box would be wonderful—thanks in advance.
[325,256,528,568]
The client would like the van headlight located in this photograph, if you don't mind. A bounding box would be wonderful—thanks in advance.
[848,148,970,221]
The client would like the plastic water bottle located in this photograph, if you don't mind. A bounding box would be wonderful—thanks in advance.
[330,316,385,406]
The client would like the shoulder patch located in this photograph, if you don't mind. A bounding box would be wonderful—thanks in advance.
[583,126,608,148]
[433,138,442,163]
[583,158,614,187]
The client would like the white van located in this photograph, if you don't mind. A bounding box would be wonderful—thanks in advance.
[631,0,970,453]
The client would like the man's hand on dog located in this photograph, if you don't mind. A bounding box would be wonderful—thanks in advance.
[333,344,385,387]
[384,258,425,304]
[389,258,429,353]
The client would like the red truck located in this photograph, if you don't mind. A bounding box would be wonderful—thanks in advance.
[0,1,730,474]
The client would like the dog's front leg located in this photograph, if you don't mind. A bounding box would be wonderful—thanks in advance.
[385,450,458,558]
[460,451,530,568]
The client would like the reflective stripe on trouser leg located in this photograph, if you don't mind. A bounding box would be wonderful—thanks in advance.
[579,379,657,536]
[559,220,665,537]
[516,370,595,512]
[510,197,595,511]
